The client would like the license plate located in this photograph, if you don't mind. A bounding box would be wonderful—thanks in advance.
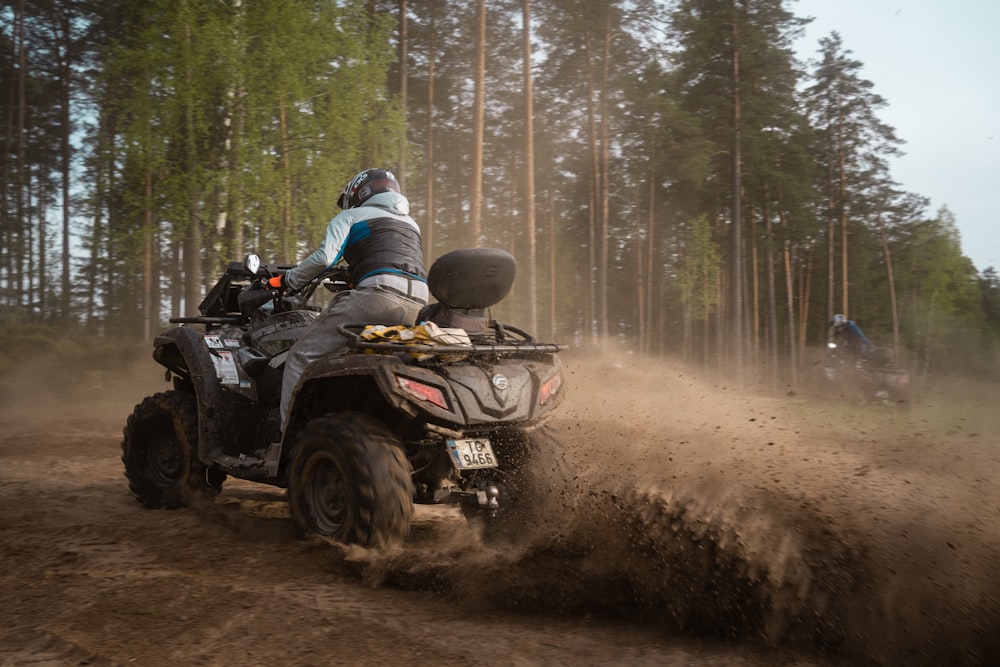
[446,438,498,470]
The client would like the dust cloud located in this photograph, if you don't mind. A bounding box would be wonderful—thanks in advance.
[0,336,160,416]
[2,343,999,665]
[335,354,1000,666]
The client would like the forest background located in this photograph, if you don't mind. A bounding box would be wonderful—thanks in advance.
[2,0,998,390]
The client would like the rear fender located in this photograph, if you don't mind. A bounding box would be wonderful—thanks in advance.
[278,355,400,477]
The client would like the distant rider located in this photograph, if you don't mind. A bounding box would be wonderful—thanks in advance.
[267,168,427,430]
[828,313,875,362]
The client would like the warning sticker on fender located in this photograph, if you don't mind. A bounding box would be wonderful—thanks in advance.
[210,350,240,385]
[203,335,224,349]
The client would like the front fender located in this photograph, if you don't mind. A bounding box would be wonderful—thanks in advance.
[153,326,258,463]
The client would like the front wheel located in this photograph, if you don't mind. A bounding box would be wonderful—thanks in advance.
[121,391,218,508]
[288,412,413,548]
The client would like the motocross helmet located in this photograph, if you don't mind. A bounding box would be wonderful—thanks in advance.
[830,313,846,328]
[337,168,400,210]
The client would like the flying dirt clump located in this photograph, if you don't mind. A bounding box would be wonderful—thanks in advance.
[3,343,999,666]
[332,354,1000,665]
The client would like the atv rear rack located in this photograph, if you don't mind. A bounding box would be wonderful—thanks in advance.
[339,323,565,358]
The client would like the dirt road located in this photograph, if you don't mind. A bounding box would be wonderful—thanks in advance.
[1,352,998,666]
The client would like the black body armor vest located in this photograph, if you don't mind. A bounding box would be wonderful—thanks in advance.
[344,217,426,283]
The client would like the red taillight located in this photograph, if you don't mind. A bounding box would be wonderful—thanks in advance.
[396,376,449,410]
[539,373,562,405]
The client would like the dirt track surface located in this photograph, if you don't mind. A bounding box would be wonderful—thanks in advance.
[1,353,999,666]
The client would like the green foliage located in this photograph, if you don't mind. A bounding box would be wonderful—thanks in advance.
[980,268,1000,335]
[88,0,406,296]
[2,0,996,377]
[885,208,987,372]
[678,214,721,321]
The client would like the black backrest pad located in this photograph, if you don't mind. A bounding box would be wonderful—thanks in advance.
[427,248,517,309]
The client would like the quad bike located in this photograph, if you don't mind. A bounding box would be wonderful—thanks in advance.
[822,343,911,406]
[122,248,568,548]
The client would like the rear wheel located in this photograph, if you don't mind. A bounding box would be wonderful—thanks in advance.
[121,391,218,508]
[288,412,413,548]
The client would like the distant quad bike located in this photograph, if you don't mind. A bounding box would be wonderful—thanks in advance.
[822,343,911,406]
[122,248,568,548]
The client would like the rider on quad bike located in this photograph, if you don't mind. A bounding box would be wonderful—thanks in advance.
[268,167,428,433]
[823,314,910,405]
[121,181,568,549]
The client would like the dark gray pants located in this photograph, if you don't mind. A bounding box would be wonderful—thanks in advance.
[279,286,424,428]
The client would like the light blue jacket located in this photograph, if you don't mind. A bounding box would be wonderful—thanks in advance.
[283,191,420,292]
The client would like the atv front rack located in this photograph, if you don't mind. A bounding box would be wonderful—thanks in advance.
[169,316,245,326]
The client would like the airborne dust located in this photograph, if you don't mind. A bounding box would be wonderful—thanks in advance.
[1,342,999,665]
[340,354,1000,666]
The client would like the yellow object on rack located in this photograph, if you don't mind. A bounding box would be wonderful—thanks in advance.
[359,321,473,361]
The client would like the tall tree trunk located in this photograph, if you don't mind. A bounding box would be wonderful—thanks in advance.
[103,127,116,327]
[876,213,901,353]
[216,0,244,262]
[548,188,556,340]
[181,2,202,315]
[799,243,813,365]
[0,71,17,305]
[1,13,19,304]
[26,166,34,309]
[86,107,110,326]
[424,11,435,265]
[645,175,656,355]
[826,160,835,326]
[15,0,27,306]
[226,101,245,259]
[636,176,650,356]
[764,198,778,387]
[468,0,485,246]
[716,226,725,376]
[278,100,293,262]
[583,32,597,345]
[751,230,759,363]
[171,241,182,317]
[838,117,849,317]
[921,291,936,380]
[398,0,408,190]
[58,8,73,323]
[584,188,595,342]
[183,209,202,317]
[596,14,612,343]
[783,239,797,388]
[729,4,744,373]
[143,169,155,339]
[521,0,537,334]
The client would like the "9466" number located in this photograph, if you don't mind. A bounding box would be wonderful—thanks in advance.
[446,438,498,470]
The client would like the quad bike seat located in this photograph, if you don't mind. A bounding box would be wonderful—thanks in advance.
[417,248,516,335]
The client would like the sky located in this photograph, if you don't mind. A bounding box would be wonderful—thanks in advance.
[792,0,1000,272]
